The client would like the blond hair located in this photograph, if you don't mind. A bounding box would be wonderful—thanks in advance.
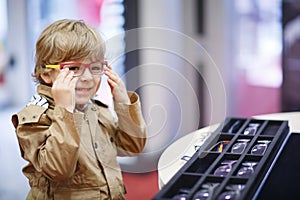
[33,19,106,84]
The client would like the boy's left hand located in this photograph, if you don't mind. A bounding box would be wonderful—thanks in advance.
[104,65,130,104]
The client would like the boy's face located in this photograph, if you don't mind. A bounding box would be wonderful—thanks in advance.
[48,61,102,106]
[74,67,101,105]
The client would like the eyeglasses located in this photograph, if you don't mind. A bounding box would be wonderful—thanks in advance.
[231,139,250,154]
[45,61,107,77]
[192,183,220,200]
[209,140,231,153]
[243,123,260,135]
[171,189,190,200]
[217,184,245,200]
[228,120,242,133]
[251,140,271,155]
[236,162,257,178]
[214,160,237,176]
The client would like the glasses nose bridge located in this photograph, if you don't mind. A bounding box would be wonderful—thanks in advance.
[80,64,93,77]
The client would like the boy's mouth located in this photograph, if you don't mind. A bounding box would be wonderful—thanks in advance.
[76,88,92,92]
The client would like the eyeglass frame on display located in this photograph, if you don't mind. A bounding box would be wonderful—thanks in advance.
[214,160,238,177]
[209,140,231,153]
[251,140,271,155]
[192,182,220,200]
[231,139,250,154]
[236,161,258,178]
[217,184,245,200]
[243,123,260,135]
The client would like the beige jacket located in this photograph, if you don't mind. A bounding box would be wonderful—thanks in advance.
[11,84,147,200]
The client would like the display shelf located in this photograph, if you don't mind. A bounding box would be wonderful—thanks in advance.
[153,117,289,200]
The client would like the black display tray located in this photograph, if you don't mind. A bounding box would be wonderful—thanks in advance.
[152,117,290,200]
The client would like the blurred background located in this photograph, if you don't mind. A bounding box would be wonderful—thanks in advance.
[0,0,299,199]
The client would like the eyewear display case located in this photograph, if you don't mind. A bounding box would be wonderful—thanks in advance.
[153,117,290,200]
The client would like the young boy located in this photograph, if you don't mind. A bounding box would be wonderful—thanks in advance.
[11,19,146,200]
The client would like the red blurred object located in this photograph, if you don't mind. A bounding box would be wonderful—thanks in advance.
[77,0,104,26]
[123,171,159,200]
[0,73,3,84]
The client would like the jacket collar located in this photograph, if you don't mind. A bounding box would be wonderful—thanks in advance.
[37,84,55,109]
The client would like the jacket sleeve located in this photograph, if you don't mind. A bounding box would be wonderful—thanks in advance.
[12,105,84,181]
[113,92,147,156]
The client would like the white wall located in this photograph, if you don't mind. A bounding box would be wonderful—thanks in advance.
[204,0,236,119]
[123,0,235,172]
[6,0,32,106]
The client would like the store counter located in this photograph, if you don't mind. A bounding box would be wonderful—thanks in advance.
[157,112,300,189]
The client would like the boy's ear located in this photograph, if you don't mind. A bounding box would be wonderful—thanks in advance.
[40,72,53,84]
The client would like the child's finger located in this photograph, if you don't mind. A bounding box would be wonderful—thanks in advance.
[106,65,112,69]
[70,76,78,87]
[55,68,69,81]
[64,71,74,83]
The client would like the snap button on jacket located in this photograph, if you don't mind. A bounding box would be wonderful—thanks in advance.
[11,84,147,200]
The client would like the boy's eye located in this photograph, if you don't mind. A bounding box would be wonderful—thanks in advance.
[67,66,80,71]
[91,66,102,71]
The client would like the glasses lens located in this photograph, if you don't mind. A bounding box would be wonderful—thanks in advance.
[193,183,219,200]
[228,120,241,133]
[243,123,260,135]
[251,144,267,155]
[231,140,249,154]
[217,190,239,200]
[63,62,105,76]
[226,184,245,191]
[90,62,104,75]
[172,193,188,200]
[237,166,253,177]
[243,127,257,135]
[231,143,246,154]
[193,189,210,200]
[214,165,232,176]
[237,162,257,178]
[217,184,244,200]
[64,64,82,76]
[251,140,271,155]
[172,189,189,200]
[214,160,237,176]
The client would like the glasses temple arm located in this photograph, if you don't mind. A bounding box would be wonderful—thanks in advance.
[45,65,60,69]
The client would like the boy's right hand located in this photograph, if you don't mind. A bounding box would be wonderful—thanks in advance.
[52,68,78,113]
